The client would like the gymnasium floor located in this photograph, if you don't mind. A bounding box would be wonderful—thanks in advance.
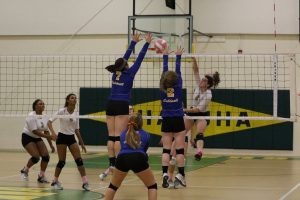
[1,150,300,200]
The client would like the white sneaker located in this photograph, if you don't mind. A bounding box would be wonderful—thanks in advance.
[162,173,169,188]
[99,166,113,181]
[82,182,90,191]
[167,179,174,189]
[37,175,49,183]
[174,173,186,188]
[51,181,63,190]
[20,169,28,181]
[99,172,107,181]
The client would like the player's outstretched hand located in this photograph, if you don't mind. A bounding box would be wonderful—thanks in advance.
[175,46,184,55]
[132,32,142,43]
[145,33,153,44]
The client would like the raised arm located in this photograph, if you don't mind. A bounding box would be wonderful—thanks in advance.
[192,57,201,84]
[162,46,172,72]
[128,33,153,75]
[123,33,142,60]
[175,47,184,75]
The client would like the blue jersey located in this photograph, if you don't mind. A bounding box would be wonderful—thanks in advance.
[160,55,184,117]
[118,128,150,156]
[109,41,150,102]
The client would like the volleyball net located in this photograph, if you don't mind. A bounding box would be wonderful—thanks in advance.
[0,53,296,122]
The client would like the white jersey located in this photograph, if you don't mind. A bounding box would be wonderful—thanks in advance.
[49,107,79,135]
[192,87,212,112]
[22,111,49,138]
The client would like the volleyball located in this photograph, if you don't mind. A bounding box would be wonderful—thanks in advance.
[154,38,168,54]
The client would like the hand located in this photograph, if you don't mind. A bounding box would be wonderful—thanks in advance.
[132,32,142,43]
[81,144,87,153]
[50,145,55,153]
[51,134,57,141]
[192,57,197,63]
[175,46,184,55]
[145,33,153,44]
[162,46,173,55]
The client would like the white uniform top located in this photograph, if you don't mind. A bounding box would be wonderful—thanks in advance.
[22,111,49,138]
[192,87,212,112]
[49,107,79,135]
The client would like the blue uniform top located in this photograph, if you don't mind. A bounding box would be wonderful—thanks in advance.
[160,54,184,117]
[109,41,150,102]
[118,128,150,156]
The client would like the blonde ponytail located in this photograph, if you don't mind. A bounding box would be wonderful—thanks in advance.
[125,113,143,149]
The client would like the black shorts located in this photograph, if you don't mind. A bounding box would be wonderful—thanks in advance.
[106,100,129,116]
[115,153,149,173]
[21,133,43,147]
[56,132,77,146]
[161,117,185,133]
[186,111,210,124]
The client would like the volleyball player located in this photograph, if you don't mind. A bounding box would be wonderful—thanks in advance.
[105,112,157,200]
[160,46,186,189]
[167,134,189,188]
[184,57,220,161]
[99,105,135,180]
[102,32,153,179]
[20,99,55,183]
[47,93,90,191]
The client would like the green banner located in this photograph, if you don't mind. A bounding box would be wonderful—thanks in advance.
[79,88,292,150]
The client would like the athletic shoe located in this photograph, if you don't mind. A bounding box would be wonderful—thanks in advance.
[20,169,28,181]
[37,175,49,183]
[167,179,174,189]
[174,173,186,188]
[82,182,90,191]
[162,173,169,188]
[99,172,108,181]
[194,151,203,161]
[51,181,63,190]
[99,166,114,181]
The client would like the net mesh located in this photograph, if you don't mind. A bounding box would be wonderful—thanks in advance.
[0,54,295,120]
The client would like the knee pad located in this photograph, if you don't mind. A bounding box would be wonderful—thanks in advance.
[75,158,83,166]
[162,148,171,155]
[41,155,50,162]
[56,160,65,169]
[108,183,118,191]
[114,136,120,141]
[176,148,184,155]
[147,183,157,190]
[108,136,115,142]
[195,133,204,142]
[30,156,40,164]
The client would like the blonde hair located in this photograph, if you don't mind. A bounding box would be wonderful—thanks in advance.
[125,112,143,149]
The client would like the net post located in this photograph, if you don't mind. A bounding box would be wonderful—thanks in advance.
[273,54,278,117]
[289,55,297,122]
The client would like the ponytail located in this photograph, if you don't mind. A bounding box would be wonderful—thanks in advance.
[125,113,143,149]
[205,71,220,89]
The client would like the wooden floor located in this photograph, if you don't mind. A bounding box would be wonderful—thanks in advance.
[1,150,300,200]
